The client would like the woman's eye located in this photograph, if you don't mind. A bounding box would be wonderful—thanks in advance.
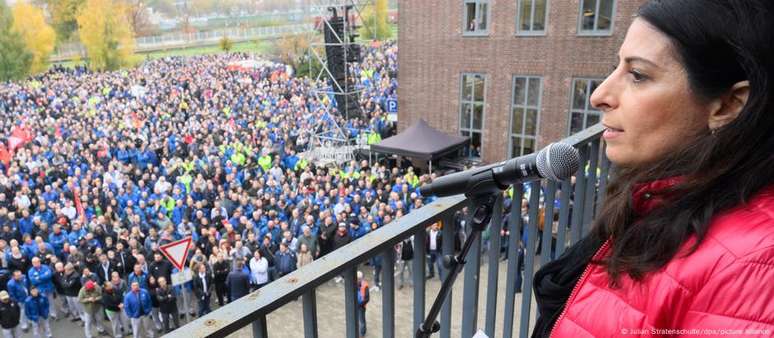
[629,70,648,83]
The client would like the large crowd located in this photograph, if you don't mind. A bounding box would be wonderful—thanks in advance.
[0,41,457,338]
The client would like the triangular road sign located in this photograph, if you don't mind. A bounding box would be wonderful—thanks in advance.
[159,237,193,271]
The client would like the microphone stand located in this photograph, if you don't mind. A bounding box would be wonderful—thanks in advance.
[416,193,497,338]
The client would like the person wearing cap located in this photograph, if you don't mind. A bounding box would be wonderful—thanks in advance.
[123,281,154,338]
[24,286,51,338]
[0,290,21,338]
[78,279,106,338]
[26,257,57,321]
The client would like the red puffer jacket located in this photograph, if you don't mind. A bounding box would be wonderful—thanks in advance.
[551,180,774,337]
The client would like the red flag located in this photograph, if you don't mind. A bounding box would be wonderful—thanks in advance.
[73,187,86,223]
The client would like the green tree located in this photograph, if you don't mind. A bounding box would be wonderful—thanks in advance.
[359,0,391,41]
[77,0,137,71]
[12,3,56,74]
[0,2,32,81]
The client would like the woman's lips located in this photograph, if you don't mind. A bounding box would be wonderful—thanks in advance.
[603,125,624,140]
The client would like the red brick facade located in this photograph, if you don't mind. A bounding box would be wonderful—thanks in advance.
[397,0,646,163]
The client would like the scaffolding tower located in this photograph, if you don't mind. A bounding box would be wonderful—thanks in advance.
[304,0,374,166]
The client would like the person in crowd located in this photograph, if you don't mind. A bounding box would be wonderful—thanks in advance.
[78,280,106,338]
[0,290,22,338]
[425,222,442,280]
[212,253,230,307]
[61,263,83,322]
[296,243,313,269]
[356,271,370,337]
[155,277,179,333]
[191,263,213,316]
[24,286,52,338]
[248,250,269,290]
[123,281,154,338]
[6,271,29,332]
[26,258,57,321]
[101,281,126,338]
[274,242,297,278]
[226,260,250,302]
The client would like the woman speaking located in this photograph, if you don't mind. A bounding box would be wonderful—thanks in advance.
[533,0,774,337]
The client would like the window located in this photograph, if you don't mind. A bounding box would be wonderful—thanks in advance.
[460,73,486,158]
[569,78,603,134]
[517,0,548,34]
[578,0,615,35]
[464,0,490,35]
[510,76,542,157]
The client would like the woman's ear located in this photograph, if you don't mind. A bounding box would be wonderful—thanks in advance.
[708,80,749,130]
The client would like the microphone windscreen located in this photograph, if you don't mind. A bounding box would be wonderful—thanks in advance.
[536,143,580,181]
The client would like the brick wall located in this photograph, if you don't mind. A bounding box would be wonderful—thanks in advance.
[397,0,647,163]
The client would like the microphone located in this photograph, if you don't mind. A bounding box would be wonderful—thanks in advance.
[419,143,580,197]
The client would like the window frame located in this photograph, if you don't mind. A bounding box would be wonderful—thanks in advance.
[577,0,616,36]
[568,77,604,135]
[463,0,492,36]
[460,73,487,158]
[509,75,543,157]
[516,0,549,36]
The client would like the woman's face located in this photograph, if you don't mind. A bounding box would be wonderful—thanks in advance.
[591,19,713,167]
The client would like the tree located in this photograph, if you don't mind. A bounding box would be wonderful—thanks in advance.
[125,0,157,37]
[0,2,32,81]
[219,36,234,52]
[359,0,392,41]
[77,0,137,71]
[274,33,310,70]
[44,0,85,42]
[12,4,56,74]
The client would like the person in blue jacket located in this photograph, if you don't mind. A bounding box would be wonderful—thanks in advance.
[26,257,57,321]
[24,286,52,338]
[124,281,154,338]
[6,270,29,332]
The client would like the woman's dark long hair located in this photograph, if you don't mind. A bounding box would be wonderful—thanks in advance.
[590,0,774,285]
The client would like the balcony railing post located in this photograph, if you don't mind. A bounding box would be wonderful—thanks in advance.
[484,195,504,337]
[413,227,427,333]
[570,144,590,245]
[597,142,611,210]
[302,290,318,338]
[502,184,525,338]
[540,181,558,266]
[461,201,482,338]
[252,314,268,338]
[382,248,395,338]
[440,212,456,338]
[344,268,359,338]
[518,180,542,338]
[582,139,601,233]
[556,180,573,256]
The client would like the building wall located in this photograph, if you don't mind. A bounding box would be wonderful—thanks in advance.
[397,0,647,163]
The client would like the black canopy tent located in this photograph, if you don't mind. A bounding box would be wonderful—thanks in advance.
[370,119,469,172]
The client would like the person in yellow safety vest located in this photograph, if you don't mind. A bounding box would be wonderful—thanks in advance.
[294,158,308,171]
[367,130,382,145]
[258,154,272,172]
[404,172,419,189]
[230,152,246,166]
[182,160,194,173]
[177,173,192,193]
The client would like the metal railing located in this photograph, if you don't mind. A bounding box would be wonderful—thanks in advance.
[50,24,315,62]
[174,123,608,338]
